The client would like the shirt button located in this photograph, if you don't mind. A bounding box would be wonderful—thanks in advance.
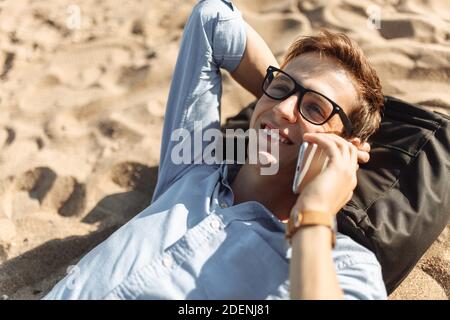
[220,202,228,208]
[162,255,173,268]
[210,218,221,230]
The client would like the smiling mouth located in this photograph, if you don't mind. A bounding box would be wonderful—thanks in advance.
[260,123,294,145]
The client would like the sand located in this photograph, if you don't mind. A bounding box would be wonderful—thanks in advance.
[0,0,448,300]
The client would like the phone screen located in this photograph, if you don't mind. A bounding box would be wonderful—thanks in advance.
[292,142,329,194]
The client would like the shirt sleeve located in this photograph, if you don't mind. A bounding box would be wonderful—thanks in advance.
[336,259,387,300]
[334,234,388,300]
[151,0,247,203]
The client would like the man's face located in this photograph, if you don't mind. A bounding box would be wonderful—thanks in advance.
[249,52,358,173]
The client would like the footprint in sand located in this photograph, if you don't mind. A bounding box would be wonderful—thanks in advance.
[11,167,86,217]
[14,167,57,203]
[79,161,156,227]
[379,17,447,43]
[0,127,15,148]
[44,113,89,143]
[0,167,56,220]
[116,65,151,89]
[43,176,86,217]
[96,118,143,143]
[394,0,450,26]
[110,161,156,193]
[246,12,311,55]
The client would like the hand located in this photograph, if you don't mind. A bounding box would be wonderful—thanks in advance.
[292,133,359,216]
[350,137,371,164]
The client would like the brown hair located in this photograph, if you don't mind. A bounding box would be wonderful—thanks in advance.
[282,30,384,141]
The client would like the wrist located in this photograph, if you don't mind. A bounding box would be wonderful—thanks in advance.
[291,227,334,261]
[286,210,337,248]
[296,195,331,215]
[291,225,333,248]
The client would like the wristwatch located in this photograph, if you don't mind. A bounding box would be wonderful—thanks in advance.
[285,210,337,248]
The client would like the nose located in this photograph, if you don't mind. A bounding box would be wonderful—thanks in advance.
[273,94,299,124]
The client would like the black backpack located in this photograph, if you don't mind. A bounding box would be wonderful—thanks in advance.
[221,96,450,294]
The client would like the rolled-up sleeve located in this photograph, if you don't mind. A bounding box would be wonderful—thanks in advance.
[211,1,247,73]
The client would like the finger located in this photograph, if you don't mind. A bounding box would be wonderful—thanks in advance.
[317,133,349,152]
[357,150,370,164]
[360,142,371,153]
[302,133,342,163]
[329,134,351,162]
[304,133,350,162]
[349,138,369,152]
[327,134,354,164]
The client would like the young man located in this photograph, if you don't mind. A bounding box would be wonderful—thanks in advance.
[44,0,387,299]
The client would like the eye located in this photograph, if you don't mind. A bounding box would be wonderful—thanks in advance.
[271,84,289,92]
[268,83,290,96]
[303,103,327,122]
[308,104,324,116]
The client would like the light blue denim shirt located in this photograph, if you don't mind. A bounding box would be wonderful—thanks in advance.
[44,0,387,300]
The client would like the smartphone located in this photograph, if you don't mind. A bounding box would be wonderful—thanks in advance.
[292,142,329,194]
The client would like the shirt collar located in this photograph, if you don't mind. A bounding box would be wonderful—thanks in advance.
[218,162,286,233]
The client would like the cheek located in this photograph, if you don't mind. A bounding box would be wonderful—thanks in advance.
[300,115,336,134]
[298,117,326,135]
[323,117,344,135]
[250,98,273,129]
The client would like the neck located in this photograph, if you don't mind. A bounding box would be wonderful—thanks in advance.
[231,163,297,221]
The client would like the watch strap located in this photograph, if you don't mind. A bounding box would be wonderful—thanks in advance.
[286,210,336,247]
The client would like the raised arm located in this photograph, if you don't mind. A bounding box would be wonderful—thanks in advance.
[153,0,271,202]
[230,23,279,98]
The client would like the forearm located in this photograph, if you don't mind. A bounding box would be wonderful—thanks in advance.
[290,226,344,300]
[230,23,279,98]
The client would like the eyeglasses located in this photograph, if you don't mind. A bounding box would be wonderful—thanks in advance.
[262,66,353,137]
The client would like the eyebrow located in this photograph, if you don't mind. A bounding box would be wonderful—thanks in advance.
[279,67,339,103]
[275,74,292,83]
[280,70,315,91]
[292,75,335,101]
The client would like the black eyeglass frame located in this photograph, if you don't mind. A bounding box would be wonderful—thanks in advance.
[262,65,353,137]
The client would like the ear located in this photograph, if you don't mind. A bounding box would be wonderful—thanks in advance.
[348,137,361,147]
[349,137,371,153]
[349,137,371,163]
